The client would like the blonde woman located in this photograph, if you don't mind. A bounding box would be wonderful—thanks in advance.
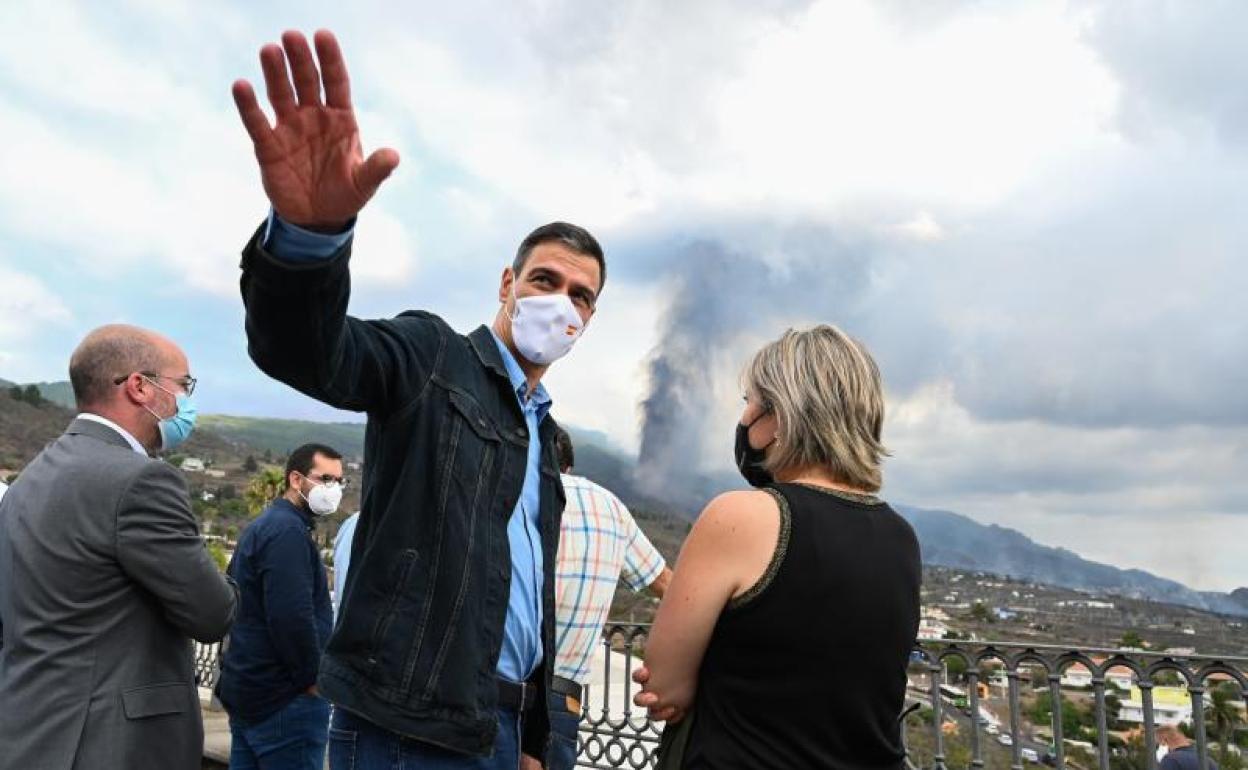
[634,325,921,770]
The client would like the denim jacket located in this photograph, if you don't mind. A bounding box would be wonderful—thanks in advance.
[239,227,565,755]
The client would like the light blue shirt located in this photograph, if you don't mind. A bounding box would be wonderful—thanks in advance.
[332,511,360,620]
[262,211,550,681]
[489,331,551,682]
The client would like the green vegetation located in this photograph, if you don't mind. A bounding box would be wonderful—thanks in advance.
[1029,691,1105,743]
[1208,682,1246,769]
[198,414,365,458]
[970,601,995,623]
[206,540,229,572]
[7,385,45,407]
[245,467,286,515]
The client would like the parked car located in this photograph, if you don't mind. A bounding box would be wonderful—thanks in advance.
[1022,748,1040,763]
[986,724,1000,735]
[998,734,1014,747]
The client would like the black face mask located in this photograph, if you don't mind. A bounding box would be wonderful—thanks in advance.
[734,415,774,488]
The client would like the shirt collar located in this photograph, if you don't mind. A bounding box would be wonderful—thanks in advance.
[77,413,148,456]
[489,330,552,412]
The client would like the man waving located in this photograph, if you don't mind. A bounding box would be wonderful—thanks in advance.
[232,29,606,770]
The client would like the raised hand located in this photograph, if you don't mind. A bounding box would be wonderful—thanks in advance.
[232,30,399,231]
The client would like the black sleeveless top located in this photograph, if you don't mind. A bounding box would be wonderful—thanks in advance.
[683,483,921,770]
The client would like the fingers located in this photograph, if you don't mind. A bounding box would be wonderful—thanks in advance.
[632,665,651,685]
[314,29,352,110]
[282,30,323,107]
[259,43,297,120]
[231,80,274,150]
[355,148,401,198]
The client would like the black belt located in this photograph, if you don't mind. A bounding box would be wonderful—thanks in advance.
[497,677,541,712]
[551,675,583,703]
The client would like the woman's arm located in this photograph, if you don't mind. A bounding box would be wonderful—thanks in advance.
[638,490,780,722]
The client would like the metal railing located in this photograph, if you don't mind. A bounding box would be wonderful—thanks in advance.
[906,639,1248,770]
[193,628,1248,770]
[194,640,222,691]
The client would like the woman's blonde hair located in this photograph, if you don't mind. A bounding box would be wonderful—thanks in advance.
[743,325,888,491]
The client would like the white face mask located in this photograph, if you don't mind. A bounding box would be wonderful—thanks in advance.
[1157,745,1169,762]
[509,288,585,365]
[300,476,343,517]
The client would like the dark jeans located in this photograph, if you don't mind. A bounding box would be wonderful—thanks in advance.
[228,693,331,770]
[329,706,522,769]
[544,689,582,770]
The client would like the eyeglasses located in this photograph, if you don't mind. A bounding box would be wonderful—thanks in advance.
[113,371,198,397]
[304,473,348,488]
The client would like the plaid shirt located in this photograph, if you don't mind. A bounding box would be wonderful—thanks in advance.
[554,474,666,684]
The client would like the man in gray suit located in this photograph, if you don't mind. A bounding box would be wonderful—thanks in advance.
[0,324,238,770]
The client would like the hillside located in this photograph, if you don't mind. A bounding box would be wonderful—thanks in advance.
[0,388,265,474]
[198,414,368,460]
[4,381,1245,618]
[898,504,1248,617]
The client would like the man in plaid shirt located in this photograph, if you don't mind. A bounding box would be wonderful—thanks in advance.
[522,428,672,770]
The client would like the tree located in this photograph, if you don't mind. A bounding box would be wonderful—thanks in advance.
[206,541,229,572]
[7,385,22,401]
[1105,691,1124,730]
[22,385,42,406]
[944,655,969,684]
[1207,683,1245,769]
[1031,691,1089,742]
[243,455,258,472]
[245,467,286,515]
[969,602,993,623]
[1110,735,1147,770]
[1118,630,1145,649]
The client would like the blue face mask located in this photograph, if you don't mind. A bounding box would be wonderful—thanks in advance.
[143,380,198,451]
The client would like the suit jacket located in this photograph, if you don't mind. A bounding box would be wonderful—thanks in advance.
[0,417,238,770]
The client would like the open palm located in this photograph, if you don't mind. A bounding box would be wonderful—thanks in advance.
[233,30,398,231]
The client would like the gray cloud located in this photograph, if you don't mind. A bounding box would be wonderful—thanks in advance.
[1084,0,1248,145]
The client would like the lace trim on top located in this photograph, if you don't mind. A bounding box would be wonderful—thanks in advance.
[791,481,883,506]
[727,487,793,611]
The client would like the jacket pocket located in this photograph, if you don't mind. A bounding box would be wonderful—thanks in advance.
[368,547,421,669]
[121,682,190,719]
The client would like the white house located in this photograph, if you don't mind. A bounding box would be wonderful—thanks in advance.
[1105,670,1136,690]
[1118,686,1193,726]
[180,457,206,472]
[1061,663,1094,688]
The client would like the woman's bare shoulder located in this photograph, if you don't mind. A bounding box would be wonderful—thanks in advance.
[691,489,781,541]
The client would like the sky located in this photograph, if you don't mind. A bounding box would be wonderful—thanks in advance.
[1,0,1245,591]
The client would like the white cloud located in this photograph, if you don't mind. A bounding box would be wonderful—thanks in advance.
[2,0,1244,593]
[884,381,1248,590]
[0,1,418,297]
[0,264,74,379]
[893,211,946,242]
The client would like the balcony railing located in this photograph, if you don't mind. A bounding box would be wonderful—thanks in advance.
[195,626,1248,770]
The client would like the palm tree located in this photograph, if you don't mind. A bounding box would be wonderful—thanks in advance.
[1205,682,1244,769]
[244,467,286,516]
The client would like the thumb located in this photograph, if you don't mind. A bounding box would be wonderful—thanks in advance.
[355,147,400,199]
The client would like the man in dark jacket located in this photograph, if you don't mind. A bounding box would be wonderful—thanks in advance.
[216,443,343,769]
[231,28,606,769]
